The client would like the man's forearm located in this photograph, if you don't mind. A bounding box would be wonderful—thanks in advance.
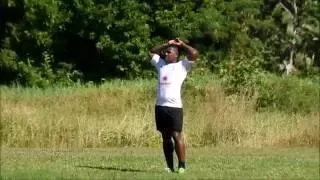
[150,43,168,55]
[181,43,199,61]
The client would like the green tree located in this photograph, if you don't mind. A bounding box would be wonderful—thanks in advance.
[261,0,320,75]
[1,0,319,86]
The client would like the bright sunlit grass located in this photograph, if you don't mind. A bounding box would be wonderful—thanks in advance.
[1,147,318,180]
[1,77,318,148]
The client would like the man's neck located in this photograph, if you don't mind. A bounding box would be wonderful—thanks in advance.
[165,59,178,64]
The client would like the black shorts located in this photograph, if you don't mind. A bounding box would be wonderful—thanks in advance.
[155,105,183,132]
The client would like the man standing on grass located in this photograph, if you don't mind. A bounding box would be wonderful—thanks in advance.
[149,38,199,173]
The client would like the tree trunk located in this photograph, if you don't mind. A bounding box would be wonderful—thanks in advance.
[281,0,299,75]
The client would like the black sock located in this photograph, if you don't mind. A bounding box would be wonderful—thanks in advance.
[163,141,174,170]
[178,161,185,169]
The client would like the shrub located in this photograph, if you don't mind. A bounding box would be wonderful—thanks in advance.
[257,74,320,113]
[218,56,264,95]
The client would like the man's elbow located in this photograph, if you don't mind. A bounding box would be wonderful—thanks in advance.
[190,50,199,61]
[150,48,158,55]
[149,50,155,57]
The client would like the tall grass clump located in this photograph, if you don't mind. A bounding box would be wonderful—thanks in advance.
[1,80,158,148]
[184,83,319,147]
[1,76,319,148]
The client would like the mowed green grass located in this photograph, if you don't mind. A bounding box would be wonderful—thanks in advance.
[1,147,319,180]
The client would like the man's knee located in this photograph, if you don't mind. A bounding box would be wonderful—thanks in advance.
[171,131,183,142]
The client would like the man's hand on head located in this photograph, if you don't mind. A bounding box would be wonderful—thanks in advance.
[168,39,177,45]
[168,38,185,47]
[170,38,199,61]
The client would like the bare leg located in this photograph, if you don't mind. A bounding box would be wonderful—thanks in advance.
[161,130,174,171]
[171,131,186,168]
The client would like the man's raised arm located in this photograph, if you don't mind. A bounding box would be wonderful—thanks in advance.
[149,43,168,56]
[175,39,199,61]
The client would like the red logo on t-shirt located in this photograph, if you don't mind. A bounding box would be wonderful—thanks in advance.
[162,76,168,81]
[160,75,170,85]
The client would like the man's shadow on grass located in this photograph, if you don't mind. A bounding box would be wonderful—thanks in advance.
[76,165,160,173]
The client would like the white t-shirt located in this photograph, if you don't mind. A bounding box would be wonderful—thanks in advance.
[151,54,193,108]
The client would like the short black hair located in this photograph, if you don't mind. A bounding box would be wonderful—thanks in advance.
[167,45,179,53]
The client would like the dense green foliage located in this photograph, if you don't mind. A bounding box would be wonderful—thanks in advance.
[1,0,319,87]
[257,74,320,113]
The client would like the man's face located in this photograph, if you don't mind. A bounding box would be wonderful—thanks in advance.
[165,47,179,63]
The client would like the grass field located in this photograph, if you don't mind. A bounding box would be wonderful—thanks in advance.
[1,147,319,180]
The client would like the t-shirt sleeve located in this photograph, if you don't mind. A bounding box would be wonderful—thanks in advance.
[150,54,161,67]
[181,58,194,72]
